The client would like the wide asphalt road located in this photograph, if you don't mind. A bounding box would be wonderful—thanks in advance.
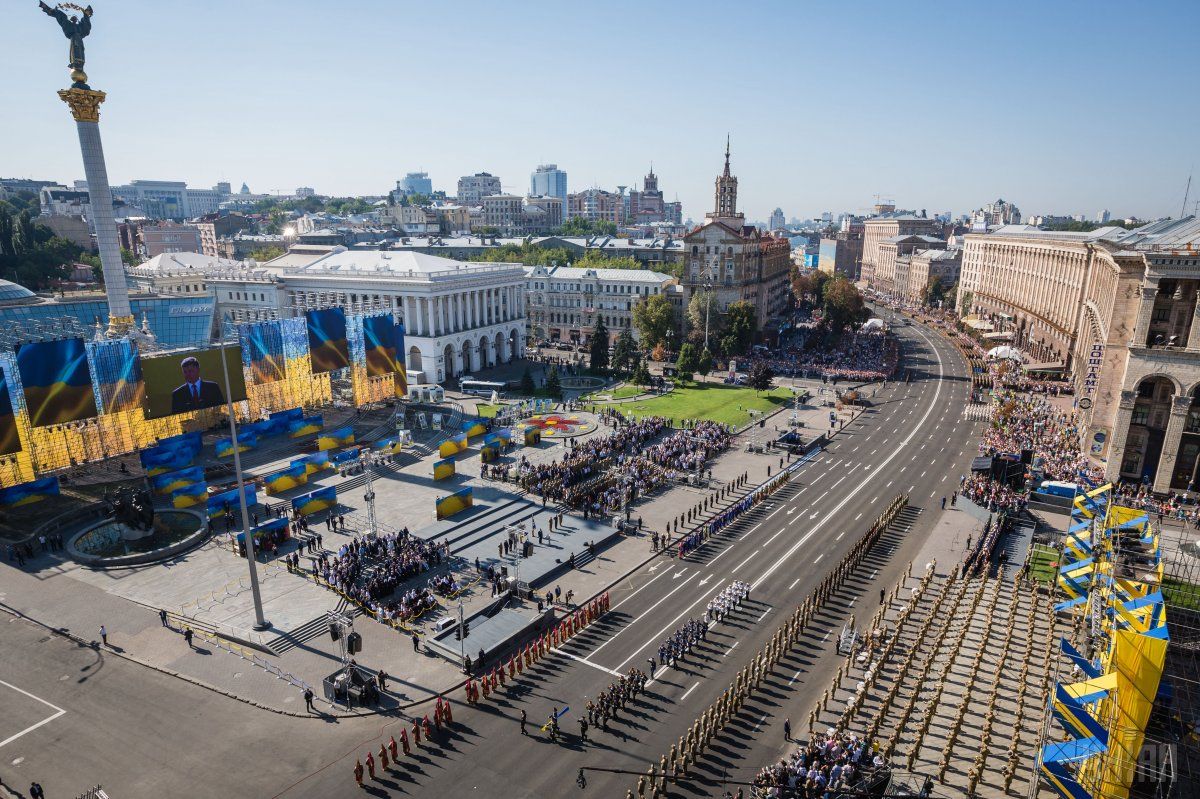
[0,317,982,798]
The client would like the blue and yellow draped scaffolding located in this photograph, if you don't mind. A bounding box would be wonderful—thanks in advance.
[1039,483,1170,799]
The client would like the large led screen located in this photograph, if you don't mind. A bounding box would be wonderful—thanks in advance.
[141,346,247,420]
[0,367,21,456]
[243,321,286,384]
[363,315,401,378]
[306,307,349,374]
[15,337,97,427]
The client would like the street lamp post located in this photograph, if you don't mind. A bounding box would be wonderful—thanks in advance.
[703,281,713,352]
[361,448,378,538]
[217,341,270,631]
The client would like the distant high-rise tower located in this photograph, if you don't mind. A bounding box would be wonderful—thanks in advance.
[531,164,568,211]
[1097,209,1111,224]
[768,208,786,231]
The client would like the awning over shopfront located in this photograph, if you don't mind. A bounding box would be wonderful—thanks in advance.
[982,331,1014,340]
[1023,361,1067,372]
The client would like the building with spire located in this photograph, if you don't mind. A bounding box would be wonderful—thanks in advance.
[681,138,792,340]
[627,165,666,226]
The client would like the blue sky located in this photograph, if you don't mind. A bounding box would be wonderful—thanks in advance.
[3,0,1197,222]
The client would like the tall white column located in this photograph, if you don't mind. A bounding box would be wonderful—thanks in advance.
[426,297,437,338]
[59,89,133,330]
[1130,279,1160,348]
[1154,397,1192,493]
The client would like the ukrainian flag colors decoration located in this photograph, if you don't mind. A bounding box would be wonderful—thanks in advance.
[331,448,359,466]
[433,458,455,481]
[215,431,257,458]
[438,433,468,459]
[362,314,402,378]
[373,436,402,454]
[317,425,354,451]
[435,487,472,520]
[242,320,286,384]
[292,485,337,516]
[264,463,308,495]
[1039,483,1169,799]
[306,307,350,374]
[206,484,257,519]
[291,450,332,475]
[524,427,541,447]
[238,516,289,544]
[90,338,144,415]
[288,415,324,438]
[480,443,500,463]
[393,323,408,397]
[462,419,487,440]
[0,367,23,456]
[0,475,59,507]
[16,337,97,427]
[140,432,202,475]
[171,481,208,509]
[496,427,514,446]
[151,465,205,495]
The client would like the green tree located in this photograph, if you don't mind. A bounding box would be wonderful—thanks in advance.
[922,276,948,308]
[120,247,139,266]
[958,289,974,317]
[611,329,636,373]
[13,211,37,256]
[675,342,699,382]
[589,318,610,372]
[697,347,714,377]
[748,361,775,393]
[822,276,866,332]
[556,217,617,237]
[723,300,758,355]
[0,208,14,259]
[249,246,285,263]
[632,293,675,348]
[520,365,536,395]
[632,357,652,388]
[544,366,562,399]
[686,290,722,343]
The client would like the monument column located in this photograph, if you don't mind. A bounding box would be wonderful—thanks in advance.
[59,88,134,334]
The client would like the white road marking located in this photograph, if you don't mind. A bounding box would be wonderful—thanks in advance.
[753,713,768,732]
[611,566,671,611]
[558,650,623,676]
[0,680,67,750]
[591,573,698,655]
[681,681,700,701]
[789,669,803,685]
[854,512,863,521]
[758,608,771,622]
[813,554,824,564]
[732,551,757,572]
[724,641,740,657]
[763,527,787,546]
[821,630,831,642]
[788,578,800,590]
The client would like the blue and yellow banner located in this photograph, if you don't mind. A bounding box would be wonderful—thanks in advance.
[0,367,23,456]
[436,487,472,520]
[159,431,202,454]
[140,447,194,476]
[16,337,97,427]
[306,307,350,374]
[242,321,286,384]
[0,476,60,508]
[393,323,407,397]
[215,431,257,458]
[331,448,360,465]
[496,427,513,446]
[363,314,402,378]
[270,407,303,425]
[171,481,208,509]
[151,465,205,495]
[206,484,257,518]
[438,433,468,459]
[288,415,324,438]
[524,428,541,447]
[317,425,354,451]
[291,450,332,475]
[264,463,308,495]
[481,444,500,463]
[462,419,487,440]
[433,458,455,481]
[292,485,337,516]
[373,436,403,454]
[238,516,288,543]
[91,338,144,415]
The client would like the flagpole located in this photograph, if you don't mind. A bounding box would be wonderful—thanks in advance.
[218,339,270,631]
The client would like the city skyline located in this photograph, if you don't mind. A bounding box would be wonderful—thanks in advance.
[2,0,1198,222]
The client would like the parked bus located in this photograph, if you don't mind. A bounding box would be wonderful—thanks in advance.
[459,378,506,398]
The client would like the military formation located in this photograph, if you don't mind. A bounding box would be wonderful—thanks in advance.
[585,667,648,733]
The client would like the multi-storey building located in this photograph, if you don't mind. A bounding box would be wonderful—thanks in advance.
[530,165,567,211]
[897,248,961,304]
[873,234,946,296]
[456,172,502,206]
[139,222,202,259]
[768,208,786,231]
[970,198,1022,228]
[861,212,940,288]
[194,212,252,257]
[817,225,864,280]
[680,140,792,334]
[627,168,666,225]
[523,196,563,232]
[567,188,623,224]
[481,194,525,235]
[524,265,675,345]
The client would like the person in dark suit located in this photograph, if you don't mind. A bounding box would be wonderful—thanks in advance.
[170,355,224,413]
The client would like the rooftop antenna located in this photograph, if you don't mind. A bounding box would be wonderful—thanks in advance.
[1181,172,1192,219]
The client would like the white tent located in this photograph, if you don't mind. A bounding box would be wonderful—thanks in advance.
[861,318,885,332]
[986,345,1025,361]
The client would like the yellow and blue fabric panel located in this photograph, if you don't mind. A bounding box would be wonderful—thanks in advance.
[462,419,487,440]
[393,323,407,397]
[317,425,355,451]
[238,516,288,543]
[0,367,20,457]
[16,337,97,427]
[292,485,337,516]
[171,481,208,509]
[242,320,287,384]
[433,458,455,481]
[496,427,513,446]
[215,431,257,458]
[373,436,403,454]
[363,314,402,378]
[524,427,541,446]
[0,475,60,508]
[291,450,332,475]
[480,443,500,463]
[306,307,350,374]
[438,433,468,458]
[264,463,308,495]
[151,465,204,495]
[288,414,324,438]
[436,487,472,520]
[206,484,258,518]
[331,448,360,466]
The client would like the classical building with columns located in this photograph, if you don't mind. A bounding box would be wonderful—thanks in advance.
[280,250,526,384]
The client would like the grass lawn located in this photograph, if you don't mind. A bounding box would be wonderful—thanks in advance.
[475,403,500,418]
[1163,577,1200,612]
[1027,543,1060,584]
[595,382,793,427]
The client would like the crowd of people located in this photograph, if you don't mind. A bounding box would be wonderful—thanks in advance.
[584,667,648,733]
[752,729,886,797]
[656,618,709,669]
[310,528,449,622]
[959,474,1025,514]
[707,580,751,622]
[518,416,670,500]
[751,329,898,383]
[981,393,1099,483]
